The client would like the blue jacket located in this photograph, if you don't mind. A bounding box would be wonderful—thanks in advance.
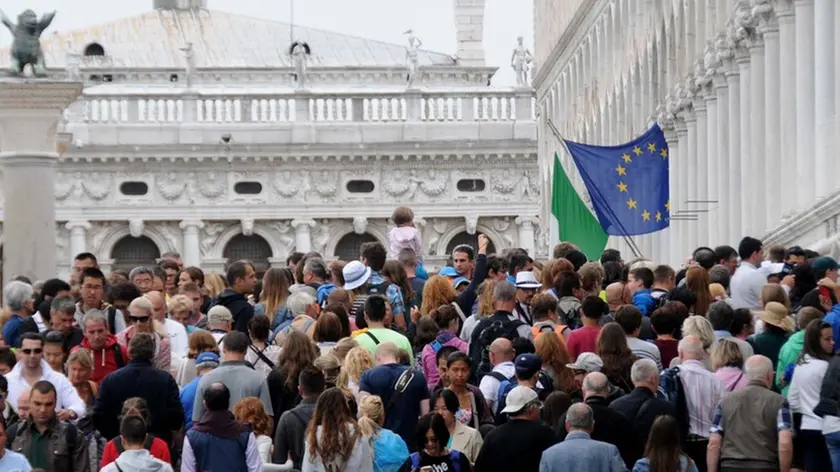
[539,431,628,472]
[824,304,840,354]
[632,289,656,317]
[186,428,251,472]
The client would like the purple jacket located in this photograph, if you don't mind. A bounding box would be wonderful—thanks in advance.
[421,331,468,390]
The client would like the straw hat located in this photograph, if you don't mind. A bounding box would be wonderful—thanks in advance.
[760,301,795,332]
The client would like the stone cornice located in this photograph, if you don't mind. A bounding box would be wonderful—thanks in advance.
[0,79,83,111]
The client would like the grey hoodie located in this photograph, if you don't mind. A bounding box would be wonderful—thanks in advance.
[100,450,174,472]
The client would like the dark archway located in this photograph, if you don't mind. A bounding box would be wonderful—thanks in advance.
[446,231,497,256]
[223,234,272,276]
[334,232,378,262]
[111,236,161,271]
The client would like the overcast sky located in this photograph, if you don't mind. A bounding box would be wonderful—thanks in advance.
[0,0,533,85]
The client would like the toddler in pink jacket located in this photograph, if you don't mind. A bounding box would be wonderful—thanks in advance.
[388,206,423,261]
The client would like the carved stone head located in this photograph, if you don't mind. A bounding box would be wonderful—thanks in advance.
[353,217,368,235]
[129,219,144,238]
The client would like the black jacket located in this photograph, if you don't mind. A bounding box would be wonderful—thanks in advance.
[93,358,184,443]
[610,387,677,461]
[215,289,254,334]
[559,396,636,468]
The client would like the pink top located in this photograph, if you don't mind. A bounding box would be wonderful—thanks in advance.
[715,366,749,392]
[116,326,172,372]
[388,226,423,262]
[421,333,468,391]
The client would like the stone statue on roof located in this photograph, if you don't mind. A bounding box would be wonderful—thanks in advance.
[404,29,422,88]
[511,36,533,88]
[1,9,56,77]
[180,42,196,88]
[289,41,311,90]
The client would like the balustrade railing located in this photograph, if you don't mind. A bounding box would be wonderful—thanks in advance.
[78,89,536,125]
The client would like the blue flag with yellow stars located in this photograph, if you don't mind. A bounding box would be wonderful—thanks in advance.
[563,124,670,236]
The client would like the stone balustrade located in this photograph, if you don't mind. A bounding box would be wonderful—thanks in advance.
[76,89,536,125]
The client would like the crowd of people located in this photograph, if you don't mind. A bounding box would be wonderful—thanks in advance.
[0,205,834,472]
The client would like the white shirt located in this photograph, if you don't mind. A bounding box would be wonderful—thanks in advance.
[163,318,189,358]
[730,262,767,310]
[181,431,262,472]
[788,355,830,432]
[479,361,515,412]
[5,360,86,419]
[31,313,47,333]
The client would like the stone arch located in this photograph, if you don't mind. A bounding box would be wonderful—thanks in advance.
[207,223,283,259]
[83,42,105,57]
[333,233,379,262]
[223,234,273,275]
[436,223,506,257]
[323,220,389,260]
[97,224,177,263]
[111,236,161,271]
[446,231,498,256]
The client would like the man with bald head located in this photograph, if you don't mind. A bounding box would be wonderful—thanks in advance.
[479,338,516,412]
[605,282,630,313]
[557,372,635,467]
[678,335,723,470]
[541,403,627,472]
[146,291,188,357]
[708,355,793,472]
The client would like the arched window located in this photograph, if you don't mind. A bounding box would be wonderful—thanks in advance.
[83,43,105,57]
[223,234,272,276]
[334,233,378,262]
[445,231,496,257]
[111,236,161,271]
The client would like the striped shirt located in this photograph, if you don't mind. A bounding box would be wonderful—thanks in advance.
[680,359,723,438]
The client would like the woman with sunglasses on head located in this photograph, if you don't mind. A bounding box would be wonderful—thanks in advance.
[398,413,472,472]
[116,297,171,372]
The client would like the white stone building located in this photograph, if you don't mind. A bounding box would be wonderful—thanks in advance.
[0,0,539,279]
[534,0,840,264]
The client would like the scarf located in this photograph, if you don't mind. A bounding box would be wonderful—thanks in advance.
[191,410,251,440]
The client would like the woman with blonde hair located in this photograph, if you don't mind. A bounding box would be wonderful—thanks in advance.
[303,388,373,471]
[204,272,227,298]
[534,332,575,393]
[685,267,713,316]
[66,349,98,407]
[357,395,409,472]
[337,346,375,400]
[332,337,359,364]
[116,297,171,372]
[459,279,498,342]
[255,267,293,332]
[670,315,716,369]
[234,397,274,464]
[168,294,199,335]
[711,339,748,392]
[578,262,605,299]
[174,329,219,386]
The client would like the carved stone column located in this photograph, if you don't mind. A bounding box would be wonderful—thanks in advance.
[292,219,316,254]
[777,1,798,217]
[682,101,699,256]
[814,0,835,199]
[756,2,782,229]
[0,80,82,284]
[65,220,91,265]
[748,29,767,234]
[515,216,537,256]
[693,88,711,246]
[179,220,204,268]
[794,0,816,211]
[721,34,742,243]
[663,124,679,265]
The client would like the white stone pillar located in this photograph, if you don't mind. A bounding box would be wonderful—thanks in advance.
[836,0,840,176]
[777,3,798,217]
[749,36,767,234]
[693,95,710,247]
[737,49,751,238]
[515,217,537,256]
[0,80,82,284]
[794,0,816,211]
[758,9,781,230]
[664,124,679,266]
[292,219,316,254]
[723,51,742,244]
[814,0,835,198]
[704,88,720,245]
[683,109,698,255]
[179,220,204,268]
[65,221,91,265]
[714,74,730,245]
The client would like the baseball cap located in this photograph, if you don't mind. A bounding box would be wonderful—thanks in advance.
[515,353,543,378]
[207,305,233,325]
[812,257,840,278]
[500,386,540,414]
[453,277,470,288]
[439,266,458,277]
[195,352,220,370]
[565,352,604,373]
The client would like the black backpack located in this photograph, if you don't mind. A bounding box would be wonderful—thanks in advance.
[651,289,670,310]
[470,318,525,378]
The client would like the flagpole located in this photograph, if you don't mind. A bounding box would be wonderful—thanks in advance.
[546,120,644,259]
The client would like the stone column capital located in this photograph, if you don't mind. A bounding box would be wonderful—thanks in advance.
[179,220,204,231]
[291,219,316,230]
[65,220,91,231]
[515,216,538,228]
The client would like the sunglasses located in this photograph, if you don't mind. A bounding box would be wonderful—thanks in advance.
[21,348,42,355]
[129,316,150,323]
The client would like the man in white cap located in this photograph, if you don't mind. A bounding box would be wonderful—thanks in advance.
[566,352,607,403]
[514,272,542,325]
[474,386,557,472]
[206,305,232,347]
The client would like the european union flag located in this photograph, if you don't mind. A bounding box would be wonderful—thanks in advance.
[563,124,670,236]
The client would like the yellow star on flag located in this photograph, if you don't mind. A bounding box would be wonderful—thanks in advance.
[660,148,668,159]
[627,198,637,209]
[632,146,643,156]
[642,210,651,221]
[655,211,662,222]
[616,165,627,176]
[665,200,671,212]
[617,182,628,192]
[622,153,632,163]
[647,143,657,153]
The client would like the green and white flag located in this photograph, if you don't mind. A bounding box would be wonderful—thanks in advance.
[551,152,608,260]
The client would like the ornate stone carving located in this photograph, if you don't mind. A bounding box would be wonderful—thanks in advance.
[491,174,516,194]
[383,173,412,197]
[404,30,422,88]
[196,172,226,199]
[156,173,188,201]
[129,219,144,238]
[353,217,368,235]
[492,216,512,233]
[417,170,448,198]
[90,222,116,254]
[289,40,311,90]
[241,218,255,236]
[155,222,180,252]
[55,225,68,262]
[521,170,539,198]
[465,215,478,235]
[273,221,296,252]
[200,223,225,256]
[310,221,330,255]
[535,224,549,257]
[81,175,111,200]
[1,9,55,77]
[427,219,449,256]
[313,170,338,197]
[55,177,76,201]
[273,170,308,198]
[735,3,760,47]
[511,36,533,88]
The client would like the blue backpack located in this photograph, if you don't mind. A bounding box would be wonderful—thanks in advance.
[658,366,690,441]
[494,377,519,425]
[410,451,462,472]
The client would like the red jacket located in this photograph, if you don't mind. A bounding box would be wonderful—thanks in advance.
[100,436,171,468]
[72,334,128,384]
